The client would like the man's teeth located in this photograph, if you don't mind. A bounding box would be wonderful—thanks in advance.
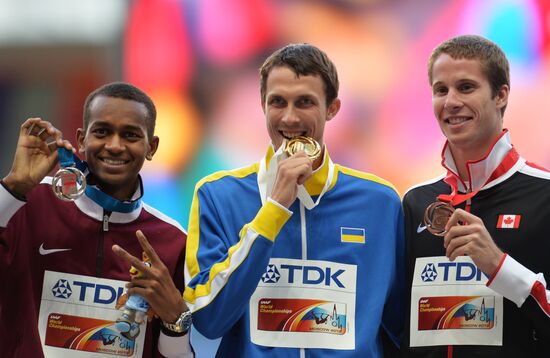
[282,132,304,138]
[447,117,469,124]
[102,158,126,165]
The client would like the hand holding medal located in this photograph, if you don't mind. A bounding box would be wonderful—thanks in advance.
[22,120,85,200]
[423,200,455,236]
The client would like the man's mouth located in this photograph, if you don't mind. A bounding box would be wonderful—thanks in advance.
[445,116,471,125]
[99,158,129,166]
[280,131,307,139]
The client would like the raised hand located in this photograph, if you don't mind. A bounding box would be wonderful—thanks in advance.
[269,151,313,208]
[3,118,75,197]
[112,230,188,324]
[443,208,504,276]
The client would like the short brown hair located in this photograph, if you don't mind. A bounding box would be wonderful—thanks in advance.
[428,35,510,101]
[260,43,339,106]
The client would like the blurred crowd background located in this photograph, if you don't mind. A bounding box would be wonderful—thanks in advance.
[1,0,550,355]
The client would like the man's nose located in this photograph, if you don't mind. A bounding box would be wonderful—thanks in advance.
[105,135,124,152]
[281,106,300,124]
[444,89,463,111]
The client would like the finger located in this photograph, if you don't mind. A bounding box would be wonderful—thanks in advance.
[25,119,56,143]
[445,209,469,231]
[124,286,150,300]
[447,242,469,261]
[61,139,76,153]
[443,223,476,248]
[46,139,76,153]
[112,244,151,275]
[135,230,162,266]
[37,123,54,142]
[128,276,157,288]
[445,234,471,258]
[296,164,313,185]
[22,118,43,136]
[288,151,310,160]
[48,125,64,147]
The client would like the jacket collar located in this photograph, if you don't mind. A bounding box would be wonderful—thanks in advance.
[441,129,524,193]
[74,178,143,223]
[259,143,336,208]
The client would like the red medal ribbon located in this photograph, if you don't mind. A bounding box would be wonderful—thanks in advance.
[437,147,519,206]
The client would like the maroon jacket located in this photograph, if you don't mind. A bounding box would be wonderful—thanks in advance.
[0,178,187,357]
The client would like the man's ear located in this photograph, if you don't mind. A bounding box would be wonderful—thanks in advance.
[496,84,509,109]
[146,136,159,161]
[261,99,266,114]
[326,98,341,121]
[76,128,86,154]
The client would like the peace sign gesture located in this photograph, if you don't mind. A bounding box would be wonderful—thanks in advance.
[112,230,189,324]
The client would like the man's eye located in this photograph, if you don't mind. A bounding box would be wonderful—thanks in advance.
[92,128,107,136]
[433,87,447,95]
[299,98,313,106]
[269,97,285,106]
[459,84,474,92]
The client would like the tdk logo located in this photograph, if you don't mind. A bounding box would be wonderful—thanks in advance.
[263,264,345,288]
[51,279,124,305]
[262,264,280,283]
[421,264,437,282]
[52,279,72,298]
[421,262,489,282]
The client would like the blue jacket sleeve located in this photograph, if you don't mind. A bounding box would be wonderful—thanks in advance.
[381,201,406,349]
[183,180,291,339]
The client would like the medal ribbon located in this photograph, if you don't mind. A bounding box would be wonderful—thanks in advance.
[437,147,519,206]
[57,148,141,213]
[58,147,86,171]
[258,142,333,210]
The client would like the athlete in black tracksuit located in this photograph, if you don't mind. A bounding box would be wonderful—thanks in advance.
[402,131,550,357]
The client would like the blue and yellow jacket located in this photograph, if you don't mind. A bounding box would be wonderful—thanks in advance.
[184,147,405,357]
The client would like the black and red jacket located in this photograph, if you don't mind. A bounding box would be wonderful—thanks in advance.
[402,131,550,357]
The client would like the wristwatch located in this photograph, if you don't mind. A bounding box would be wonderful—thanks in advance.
[162,310,192,335]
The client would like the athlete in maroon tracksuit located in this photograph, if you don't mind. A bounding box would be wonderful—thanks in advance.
[0,82,192,357]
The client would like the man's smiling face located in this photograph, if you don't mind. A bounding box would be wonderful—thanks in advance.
[77,95,158,200]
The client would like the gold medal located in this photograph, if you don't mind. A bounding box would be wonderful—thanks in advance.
[423,201,455,236]
[284,136,321,161]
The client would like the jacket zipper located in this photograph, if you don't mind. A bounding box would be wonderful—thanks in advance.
[96,210,111,277]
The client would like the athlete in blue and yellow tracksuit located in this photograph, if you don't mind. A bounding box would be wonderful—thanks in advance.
[184,146,405,357]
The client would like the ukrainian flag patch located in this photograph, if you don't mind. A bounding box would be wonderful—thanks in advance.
[340,227,365,243]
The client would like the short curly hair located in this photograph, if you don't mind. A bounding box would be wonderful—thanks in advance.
[83,82,156,138]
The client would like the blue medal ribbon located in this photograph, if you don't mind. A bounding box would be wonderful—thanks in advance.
[57,147,88,172]
[85,183,142,213]
[57,148,142,213]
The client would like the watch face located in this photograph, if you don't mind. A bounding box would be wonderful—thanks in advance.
[181,311,192,330]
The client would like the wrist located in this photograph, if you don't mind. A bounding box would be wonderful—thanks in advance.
[161,309,192,336]
[1,175,30,200]
[486,251,505,277]
[269,191,294,208]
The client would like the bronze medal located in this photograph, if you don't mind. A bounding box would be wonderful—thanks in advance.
[284,136,321,161]
[423,201,455,236]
